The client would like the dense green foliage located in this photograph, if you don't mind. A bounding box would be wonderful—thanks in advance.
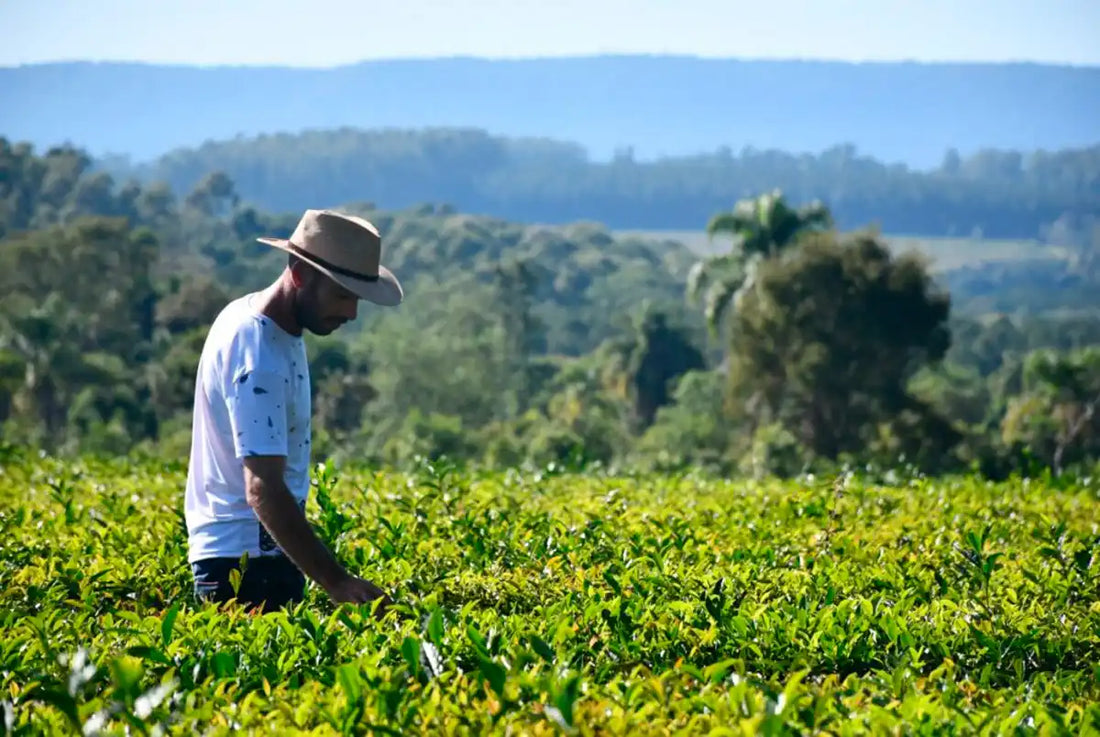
[107,128,1100,240]
[1,450,1098,733]
[3,136,1100,478]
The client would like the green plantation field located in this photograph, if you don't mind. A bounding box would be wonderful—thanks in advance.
[2,448,1099,734]
[616,229,1068,272]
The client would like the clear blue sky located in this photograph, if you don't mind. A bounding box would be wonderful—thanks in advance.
[2,0,1098,67]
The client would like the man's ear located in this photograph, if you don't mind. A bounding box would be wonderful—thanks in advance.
[287,260,309,289]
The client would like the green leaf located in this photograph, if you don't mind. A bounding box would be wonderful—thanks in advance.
[478,658,507,697]
[529,636,555,663]
[336,663,362,703]
[210,651,236,679]
[1073,549,1093,573]
[602,569,622,597]
[401,636,421,676]
[703,659,740,684]
[228,568,242,597]
[161,603,179,648]
[554,674,581,728]
[467,624,489,659]
[427,606,444,649]
[126,645,170,665]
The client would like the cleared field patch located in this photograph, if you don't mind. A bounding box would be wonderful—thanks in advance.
[615,229,1069,272]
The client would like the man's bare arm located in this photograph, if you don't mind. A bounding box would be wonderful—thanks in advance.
[243,455,390,608]
[243,455,346,590]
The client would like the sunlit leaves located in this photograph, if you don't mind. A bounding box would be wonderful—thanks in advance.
[0,454,1097,733]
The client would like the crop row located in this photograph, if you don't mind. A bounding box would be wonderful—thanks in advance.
[1,451,1098,733]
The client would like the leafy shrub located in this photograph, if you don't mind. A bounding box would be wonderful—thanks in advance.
[1,452,1098,733]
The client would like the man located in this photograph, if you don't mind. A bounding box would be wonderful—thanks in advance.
[184,209,403,613]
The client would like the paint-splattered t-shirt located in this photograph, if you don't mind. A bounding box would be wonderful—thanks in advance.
[184,292,312,563]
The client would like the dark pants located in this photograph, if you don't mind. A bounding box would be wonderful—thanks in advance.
[192,554,306,612]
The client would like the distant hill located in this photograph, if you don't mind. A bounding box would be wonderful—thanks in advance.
[90,128,1100,239]
[2,55,1098,167]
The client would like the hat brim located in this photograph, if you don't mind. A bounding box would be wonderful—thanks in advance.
[257,237,403,307]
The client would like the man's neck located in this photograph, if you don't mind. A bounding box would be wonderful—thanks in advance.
[253,277,303,337]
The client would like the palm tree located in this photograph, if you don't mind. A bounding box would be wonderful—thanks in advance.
[687,189,833,336]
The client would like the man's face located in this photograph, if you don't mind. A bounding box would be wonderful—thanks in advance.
[292,263,359,336]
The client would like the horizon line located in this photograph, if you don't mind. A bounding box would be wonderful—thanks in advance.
[3,51,1099,71]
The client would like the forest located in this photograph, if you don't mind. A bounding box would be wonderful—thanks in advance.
[105,127,1100,240]
[2,134,1100,479]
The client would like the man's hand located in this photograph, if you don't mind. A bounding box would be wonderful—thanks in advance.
[325,573,392,614]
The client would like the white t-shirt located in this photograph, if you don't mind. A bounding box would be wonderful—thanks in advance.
[184,292,312,563]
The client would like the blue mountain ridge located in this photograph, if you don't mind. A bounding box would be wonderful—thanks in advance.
[2,55,1098,166]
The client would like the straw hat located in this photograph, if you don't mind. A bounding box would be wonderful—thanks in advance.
[257,209,403,306]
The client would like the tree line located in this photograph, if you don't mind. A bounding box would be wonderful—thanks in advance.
[2,136,1100,478]
[105,127,1100,241]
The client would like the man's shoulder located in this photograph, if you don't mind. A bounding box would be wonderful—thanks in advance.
[206,294,267,348]
[197,295,262,374]
[204,294,301,382]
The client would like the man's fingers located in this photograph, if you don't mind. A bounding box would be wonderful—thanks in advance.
[330,577,392,613]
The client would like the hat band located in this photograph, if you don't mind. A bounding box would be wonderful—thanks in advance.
[290,243,379,282]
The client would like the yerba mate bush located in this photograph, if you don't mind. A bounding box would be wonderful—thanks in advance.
[1,445,1099,734]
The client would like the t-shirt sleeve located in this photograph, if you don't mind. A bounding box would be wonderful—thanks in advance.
[225,367,290,458]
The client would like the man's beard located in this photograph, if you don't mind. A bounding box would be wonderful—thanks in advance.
[292,288,333,336]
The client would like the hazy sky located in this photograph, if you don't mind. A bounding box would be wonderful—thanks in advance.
[1,0,1098,67]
